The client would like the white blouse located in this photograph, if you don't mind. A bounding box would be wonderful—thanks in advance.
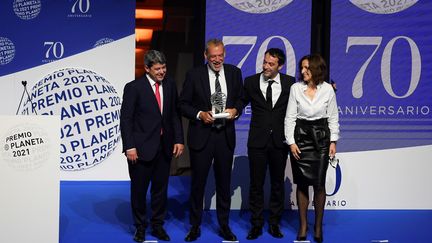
[284,81,340,145]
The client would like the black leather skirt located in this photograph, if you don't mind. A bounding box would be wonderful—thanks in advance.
[290,118,330,186]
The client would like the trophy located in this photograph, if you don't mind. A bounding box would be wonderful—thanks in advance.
[210,91,229,119]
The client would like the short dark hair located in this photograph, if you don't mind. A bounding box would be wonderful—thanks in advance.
[265,48,286,66]
[299,54,327,85]
[144,50,166,68]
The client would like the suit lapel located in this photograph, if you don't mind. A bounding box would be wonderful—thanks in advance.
[142,75,162,115]
[162,78,170,116]
[224,65,232,105]
[273,74,287,108]
[201,65,212,108]
[253,74,267,105]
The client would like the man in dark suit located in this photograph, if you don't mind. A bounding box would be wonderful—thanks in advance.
[179,39,243,242]
[241,48,295,240]
[120,50,184,242]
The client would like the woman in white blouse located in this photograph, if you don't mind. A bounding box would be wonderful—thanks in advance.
[284,54,339,243]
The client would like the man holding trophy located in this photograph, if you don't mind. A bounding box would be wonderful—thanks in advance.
[179,39,243,242]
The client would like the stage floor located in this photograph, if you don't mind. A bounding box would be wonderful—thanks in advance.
[60,178,431,243]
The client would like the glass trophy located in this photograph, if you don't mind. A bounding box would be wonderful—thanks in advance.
[210,91,229,119]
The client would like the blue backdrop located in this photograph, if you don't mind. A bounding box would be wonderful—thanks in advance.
[206,0,311,155]
[0,0,134,77]
[330,0,432,152]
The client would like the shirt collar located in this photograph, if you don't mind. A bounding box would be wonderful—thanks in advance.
[146,74,161,86]
[207,65,224,77]
[300,81,324,91]
[261,73,281,84]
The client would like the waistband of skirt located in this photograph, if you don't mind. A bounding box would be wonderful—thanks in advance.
[295,118,328,126]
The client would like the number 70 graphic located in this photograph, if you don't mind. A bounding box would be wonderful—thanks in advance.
[346,36,421,99]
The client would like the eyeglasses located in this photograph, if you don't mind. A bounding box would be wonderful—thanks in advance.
[329,156,339,168]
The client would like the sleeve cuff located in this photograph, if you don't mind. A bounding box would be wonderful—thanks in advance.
[287,138,296,145]
[330,134,339,142]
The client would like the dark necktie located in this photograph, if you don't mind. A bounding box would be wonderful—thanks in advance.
[213,71,225,129]
[215,71,222,113]
[266,80,275,109]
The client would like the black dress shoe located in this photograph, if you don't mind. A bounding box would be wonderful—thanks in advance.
[219,225,237,241]
[185,225,201,242]
[314,224,323,242]
[133,227,145,242]
[296,226,308,241]
[151,226,170,241]
[296,236,307,241]
[246,226,262,240]
[314,232,323,243]
[268,224,283,238]
[314,235,323,242]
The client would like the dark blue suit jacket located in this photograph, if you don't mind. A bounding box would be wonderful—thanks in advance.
[120,75,183,161]
[179,64,243,150]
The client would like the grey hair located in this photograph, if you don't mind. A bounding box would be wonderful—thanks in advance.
[205,39,225,54]
[144,50,166,68]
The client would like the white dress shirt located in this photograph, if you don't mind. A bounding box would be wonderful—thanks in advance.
[284,81,339,145]
[147,74,163,113]
[208,65,228,98]
[260,73,282,108]
[196,65,228,119]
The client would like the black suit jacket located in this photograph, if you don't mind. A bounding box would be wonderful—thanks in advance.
[242,73,295,148]
[179,64,243,150]
[120,75,184,161]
